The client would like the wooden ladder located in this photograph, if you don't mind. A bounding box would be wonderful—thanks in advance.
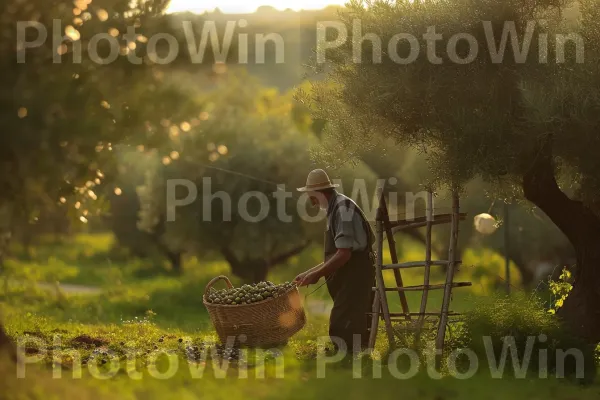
[367,186,471,355]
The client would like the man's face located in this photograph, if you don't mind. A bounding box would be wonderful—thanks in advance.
[308,191,328,210]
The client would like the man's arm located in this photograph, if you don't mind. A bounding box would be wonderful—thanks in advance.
[317,248,351,277]
[297,202,359,286]
[298,248,351,286]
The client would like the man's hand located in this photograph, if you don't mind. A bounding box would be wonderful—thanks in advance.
[294,262,324,285]
[298,270,321,287]
[293,271,308,285]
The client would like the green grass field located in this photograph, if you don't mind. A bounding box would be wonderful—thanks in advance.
[1,233,596,399]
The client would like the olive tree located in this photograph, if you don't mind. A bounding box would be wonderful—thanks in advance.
[0,0,199,343]
[136,75,322,281]
[299,0,600,341]
[0,0,201,252]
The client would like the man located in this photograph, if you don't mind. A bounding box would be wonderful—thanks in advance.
[294,169,376,353]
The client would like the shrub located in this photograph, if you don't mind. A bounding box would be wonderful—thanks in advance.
[462,293,596,383]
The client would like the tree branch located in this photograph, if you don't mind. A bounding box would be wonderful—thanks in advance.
[220,246,240,271]
[268,241,311,266]
[522,136,599,246]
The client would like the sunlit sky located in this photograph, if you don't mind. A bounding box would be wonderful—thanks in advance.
[166,0,346,14]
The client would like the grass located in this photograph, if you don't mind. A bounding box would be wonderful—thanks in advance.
[3,307,599,400]
[5,348,598,400]
[3,316,599,400]
[1,233,597,399]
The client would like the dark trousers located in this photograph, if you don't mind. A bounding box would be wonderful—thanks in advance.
[325,251,375,353]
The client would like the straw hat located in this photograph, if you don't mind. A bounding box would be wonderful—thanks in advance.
[296,169,340,192]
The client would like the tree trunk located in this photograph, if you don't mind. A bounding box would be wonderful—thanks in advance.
[0,246,4,274]
[152,233,183,275]
[505,245,535,287]
[167,251,183,275]
[523,138,600,343]
[250,261,269,283]
[0,323,16,362]
[0,324,10,347]
[21,228,33,261]
[222,242,310,283]
[558,245,600,343]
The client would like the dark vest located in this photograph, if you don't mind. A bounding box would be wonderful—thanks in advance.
[323,194,375,291]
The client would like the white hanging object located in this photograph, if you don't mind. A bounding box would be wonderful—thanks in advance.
[473,213,498,235]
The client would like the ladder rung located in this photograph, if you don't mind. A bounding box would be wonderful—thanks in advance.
[390,325,436,332]
[390,319,466,330]
[390,215,467,233]
[373,282,472,292]
[387,213,467,228]
[368,312,461,317]
[382,260,461,269]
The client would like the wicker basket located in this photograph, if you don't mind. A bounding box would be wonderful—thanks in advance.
[203,275,306,347]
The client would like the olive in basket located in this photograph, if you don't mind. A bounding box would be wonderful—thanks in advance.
[205,281,296,305]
